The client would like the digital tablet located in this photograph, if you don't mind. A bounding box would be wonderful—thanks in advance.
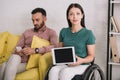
[51,47,76,65]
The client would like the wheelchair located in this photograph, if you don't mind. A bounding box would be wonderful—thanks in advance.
[44,60,105,80]
[72,64,105,80]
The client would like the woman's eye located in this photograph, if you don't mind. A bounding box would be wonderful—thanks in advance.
[77,13,80,15]
[69,13,73,16]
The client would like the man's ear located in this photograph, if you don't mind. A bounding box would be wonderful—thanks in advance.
[44,16,47,21]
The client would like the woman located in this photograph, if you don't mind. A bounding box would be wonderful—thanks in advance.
[49,3,95,80]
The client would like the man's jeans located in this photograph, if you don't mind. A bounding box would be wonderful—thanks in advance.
[0,54,26,80]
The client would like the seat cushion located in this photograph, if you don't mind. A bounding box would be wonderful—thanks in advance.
[26,35,50,70]
[15,68,39,80]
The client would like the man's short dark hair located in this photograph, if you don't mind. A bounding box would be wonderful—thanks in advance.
[31,8,46,16]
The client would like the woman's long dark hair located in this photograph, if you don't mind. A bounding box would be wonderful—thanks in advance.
[66,3,86,28]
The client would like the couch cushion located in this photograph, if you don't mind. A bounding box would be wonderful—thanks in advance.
[0,31,9,55]
[0,31,9,64]
[0,33,20,64]
[5,33,20,58]
[39,52,52,80]
[26,36,50,70]
[15,68,39,80]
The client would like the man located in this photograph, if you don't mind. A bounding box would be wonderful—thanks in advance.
[0,8,58,80]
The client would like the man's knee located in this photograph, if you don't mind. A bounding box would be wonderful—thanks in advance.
[9,54,21,62]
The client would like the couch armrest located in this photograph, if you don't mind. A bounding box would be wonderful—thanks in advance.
[39,52,52,80]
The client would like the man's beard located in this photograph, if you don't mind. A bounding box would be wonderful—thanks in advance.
[34,21,45,32]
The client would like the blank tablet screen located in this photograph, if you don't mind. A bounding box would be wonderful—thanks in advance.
[52,47,76,65]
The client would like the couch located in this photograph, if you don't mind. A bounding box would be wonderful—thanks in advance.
[0,31,52,80]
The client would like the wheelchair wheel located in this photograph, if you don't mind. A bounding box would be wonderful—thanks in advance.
[83,64,105,80]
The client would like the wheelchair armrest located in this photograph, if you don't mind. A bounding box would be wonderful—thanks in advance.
[90,57,95,65]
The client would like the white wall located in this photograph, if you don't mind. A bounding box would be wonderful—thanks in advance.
[0,0,110,79]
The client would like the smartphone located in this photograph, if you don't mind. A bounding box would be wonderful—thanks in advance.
[16,47,22,52]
